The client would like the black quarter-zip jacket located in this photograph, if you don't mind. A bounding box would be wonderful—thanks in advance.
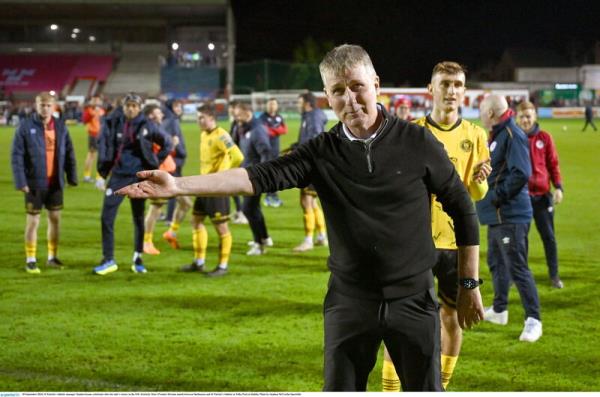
[246,108,479,299]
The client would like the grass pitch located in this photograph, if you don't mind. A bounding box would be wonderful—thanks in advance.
[0,117,599,391]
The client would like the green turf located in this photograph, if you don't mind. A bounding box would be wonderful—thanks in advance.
[0,117,599,391]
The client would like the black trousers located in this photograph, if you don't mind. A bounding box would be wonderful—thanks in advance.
[531,193,559,278]
[242,194,269,243]
[101,174,146,260]
[323,288,442,391]
[582,119,597,131]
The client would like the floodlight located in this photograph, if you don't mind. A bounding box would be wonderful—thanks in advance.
[50,24,58,31]
[208,42,215,51]
[171,42,179,51]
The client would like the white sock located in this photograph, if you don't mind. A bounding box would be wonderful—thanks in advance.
[48,254,55,261]
[133,251,142,261]
[218,263,228,270]
[304,236,313,244]
[194,259,205,266]
[26,257,36,263]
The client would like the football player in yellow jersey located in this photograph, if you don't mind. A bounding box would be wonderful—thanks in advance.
[382,62,491,391]
[180,104,244,277]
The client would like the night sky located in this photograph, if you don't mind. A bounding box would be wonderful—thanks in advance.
[233,0,600,86]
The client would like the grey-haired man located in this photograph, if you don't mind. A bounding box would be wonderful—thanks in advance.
[115,46,483,391]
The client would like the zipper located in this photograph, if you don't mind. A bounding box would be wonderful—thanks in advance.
[361,117,388,174]
[364,140,373,173]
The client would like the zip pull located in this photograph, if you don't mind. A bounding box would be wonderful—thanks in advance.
[364,141,373,173]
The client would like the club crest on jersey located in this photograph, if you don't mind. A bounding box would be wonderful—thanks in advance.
[536,140,544,149]
[489,141,497,152]
[460,139,473,152]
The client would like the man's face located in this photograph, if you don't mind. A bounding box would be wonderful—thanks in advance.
[92,97,103,107]
[479,103,493,130]
[197,112,215,130]
[172,103,183,116]
[124,101,141,120]
[428,72,466,113]
[323,64,380,132]
[36,99,54,120]
[396,105,411,120]
[238,109,252,123]
[517,108,537,132]
[266,100,278,115]
[150,108,164,124]
[232,105,242,122]
[296,97,305,114]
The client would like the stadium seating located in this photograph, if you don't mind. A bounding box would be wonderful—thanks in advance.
[103,43,162,97]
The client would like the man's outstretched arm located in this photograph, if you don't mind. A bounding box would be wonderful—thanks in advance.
[115,168,254,199]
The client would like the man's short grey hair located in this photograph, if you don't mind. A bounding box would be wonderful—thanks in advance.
[319,44,377,84]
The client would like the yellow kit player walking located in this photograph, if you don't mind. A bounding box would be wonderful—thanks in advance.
[382,62,491,391]
[180,104,244,276]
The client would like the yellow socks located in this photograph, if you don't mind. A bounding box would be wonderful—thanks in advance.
[303,210,315,237]
[47,240,57,259]
[218,232,232,267]
[143,232,153,243]
[192,227,208,261]
[314,205,326,234]
[382,359,400,392]
[169,222,180,235]
[25,241,36,262]
[83,168,91,179]
[441,354,458,390]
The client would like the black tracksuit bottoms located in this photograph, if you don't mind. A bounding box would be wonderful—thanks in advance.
[101,174,146,260]
[323,287,442,391]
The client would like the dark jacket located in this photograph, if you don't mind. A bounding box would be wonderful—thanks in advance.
[585,105,594,121]
[298,108,327,144]
[162,102,187,171]
[259,112,288,138]
[97,112,172,178]
[239,116,271,167]
[526,123,562,196]
[247,107,478,299]
[11,114,77,190]
[476,117,532,225]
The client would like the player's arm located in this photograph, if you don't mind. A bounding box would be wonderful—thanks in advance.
[219,132,244,168]
[11,124,28,191]
[116,141,315,199]
[456,245,484,328]
[468,128,491,200]
[64,127,78,186]
[152,126,173,163]
[545,133,564,203]
[422,128,484,329]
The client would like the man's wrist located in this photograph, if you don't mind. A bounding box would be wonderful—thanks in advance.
[459,278,483,289]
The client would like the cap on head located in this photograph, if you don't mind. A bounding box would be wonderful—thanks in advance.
[124,92,143,106]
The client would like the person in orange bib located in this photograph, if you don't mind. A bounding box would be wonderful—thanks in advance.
[11,91,78,273]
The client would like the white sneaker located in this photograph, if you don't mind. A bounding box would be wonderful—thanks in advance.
[247,237,273,247]
[293,240,314,252]
[483,306,509,325]
[246,242,265,256]
[315,235,328,247]
[519,317,542,342]
[232,212,249,225]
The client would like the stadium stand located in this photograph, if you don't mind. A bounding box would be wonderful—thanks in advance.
[103,43,163,97]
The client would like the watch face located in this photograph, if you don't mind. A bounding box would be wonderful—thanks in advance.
[461,278,478,289]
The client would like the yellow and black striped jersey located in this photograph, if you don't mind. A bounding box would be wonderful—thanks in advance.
[200,127,244,175]
[414,115,490,249]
